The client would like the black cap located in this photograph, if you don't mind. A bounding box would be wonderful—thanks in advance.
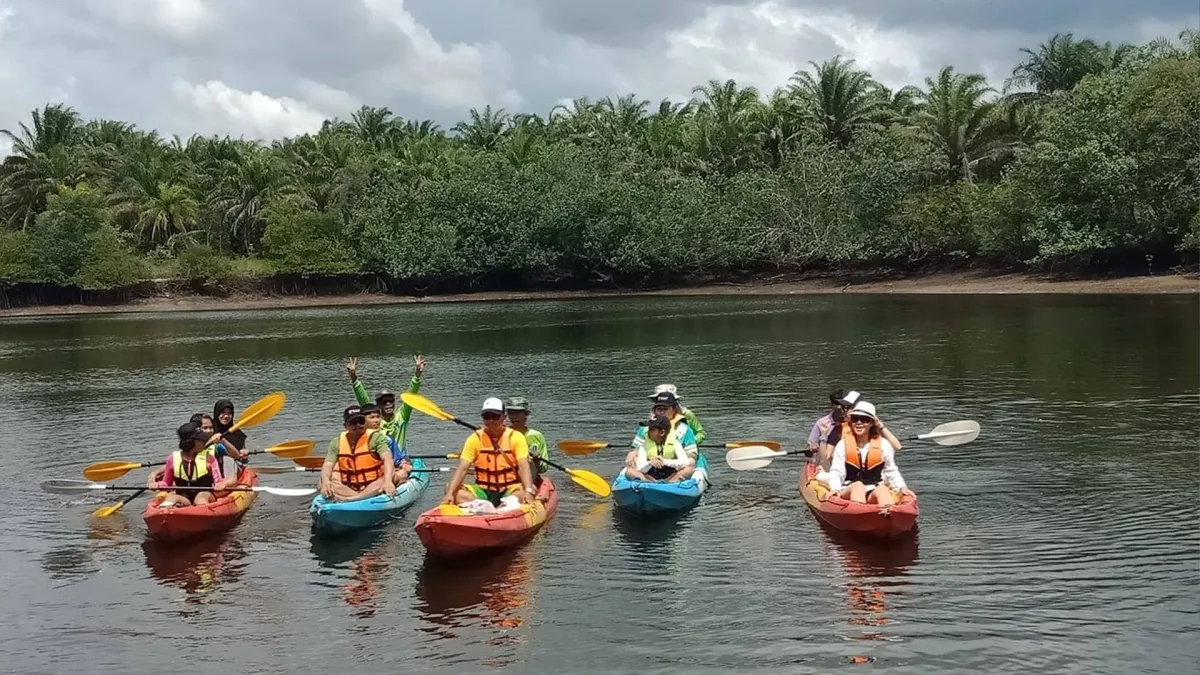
[376,389,396,402]
[650,391,679,407]
[647,415,671,431]
[177,421,210,447]
[360,403,381,416]
[343,405,366,424]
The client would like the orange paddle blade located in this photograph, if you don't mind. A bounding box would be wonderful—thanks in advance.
[293,456,325,469]
[227,392,286,433]
[565,468,612,498]
[725,440,781,451]
[557,440,611,455]
[83,461,144,482]
[262,439,315,458]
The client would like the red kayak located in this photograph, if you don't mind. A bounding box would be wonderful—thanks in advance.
[414,477,559,557]
[799,463,917,538]
[143,468,259,541]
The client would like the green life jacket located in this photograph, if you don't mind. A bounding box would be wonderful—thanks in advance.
[645,435,682,460]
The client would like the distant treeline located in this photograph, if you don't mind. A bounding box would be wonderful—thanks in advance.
[1,31,1197,299]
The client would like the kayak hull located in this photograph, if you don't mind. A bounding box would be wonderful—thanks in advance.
[612,454,709,515]
[142,468,259,542]
[414,476,558,558]
[309,458,432,536]
[799,463,918,539]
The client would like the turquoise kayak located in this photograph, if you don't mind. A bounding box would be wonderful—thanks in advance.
[309,457,431,535]
[612,453,709,515]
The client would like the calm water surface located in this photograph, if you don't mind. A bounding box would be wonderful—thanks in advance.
[0,295,1197,674]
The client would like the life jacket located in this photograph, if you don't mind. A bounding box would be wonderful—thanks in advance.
[844,432,885,486]
[337,430,385,489]
[644,434,683,460]
[172,450,214,489]
[473,428,521,492]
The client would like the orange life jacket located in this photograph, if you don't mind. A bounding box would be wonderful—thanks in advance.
[844,432,885,485]
[338,430,384,489]
[473,428,521,492]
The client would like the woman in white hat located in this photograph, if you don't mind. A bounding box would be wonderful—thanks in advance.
[825,401,914,506]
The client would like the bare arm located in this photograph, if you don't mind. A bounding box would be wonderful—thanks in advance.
[443,458,473,503]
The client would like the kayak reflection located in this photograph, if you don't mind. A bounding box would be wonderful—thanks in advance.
[142,534,247,602]
[309,528,399,619]
[818,523,919,644]
[416,546,534,636]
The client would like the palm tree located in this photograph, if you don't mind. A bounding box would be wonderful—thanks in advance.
[916,66,1011,182]
[1,104,83,158]
[689,79,766,174]
[1006,33,1133,98]
[210,152,292,253]
[0,104,88,228]
[788,57,886,146]
[453,106,510,151]
[136,183,200,245]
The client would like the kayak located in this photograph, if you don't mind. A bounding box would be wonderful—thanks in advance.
[612,453,709,515]
[799,462,918,538]
[309,457,432,535]
[143,467,259,541]
[414,476,558,557]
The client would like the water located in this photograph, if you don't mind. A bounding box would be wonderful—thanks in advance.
[0,295,1196,674]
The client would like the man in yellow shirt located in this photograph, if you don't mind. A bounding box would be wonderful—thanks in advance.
[442,397,537,507]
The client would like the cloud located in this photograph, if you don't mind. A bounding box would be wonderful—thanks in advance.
[171,79,328,138]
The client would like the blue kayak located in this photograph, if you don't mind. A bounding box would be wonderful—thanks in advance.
[309,457,431,535]
[612,453,709,515]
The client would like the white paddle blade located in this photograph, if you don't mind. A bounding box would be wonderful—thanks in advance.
[725,445,786,471]
[918,420,980,446]
[249,466,308,475]
[255,486,317,497]
[41,480,105,494]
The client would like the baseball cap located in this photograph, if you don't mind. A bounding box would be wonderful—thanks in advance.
[505,396,530,412]
[375,389,396,402]
[360,403,381,416]
[343,405,366,424]
[646,415,671,431]
[651,384,681,400]
[650,391,679,407]
[481,397,505,414]
[839,390,862,407]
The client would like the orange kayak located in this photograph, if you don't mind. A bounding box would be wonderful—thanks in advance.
[414,477,558,557]
[142,468,259,541]
[799,463,917,538]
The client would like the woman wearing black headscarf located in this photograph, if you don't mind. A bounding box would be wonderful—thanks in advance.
[213,399,250,473]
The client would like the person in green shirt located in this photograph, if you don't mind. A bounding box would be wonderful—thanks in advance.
[505,396,548,484]
[346,354,426,451]
[652,384,706,443]
[319,405,396,502]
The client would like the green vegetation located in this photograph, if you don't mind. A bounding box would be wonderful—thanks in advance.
[1,31,1196,296]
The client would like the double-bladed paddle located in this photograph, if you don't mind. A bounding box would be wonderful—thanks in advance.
[724,420,982,471]
[43,479,316,498]
[401,392,611,498]
[557,439,781,456]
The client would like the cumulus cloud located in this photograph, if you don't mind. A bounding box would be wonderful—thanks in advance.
[0,0,1195,154]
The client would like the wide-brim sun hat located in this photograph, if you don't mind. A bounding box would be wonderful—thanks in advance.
[848,400,877,420]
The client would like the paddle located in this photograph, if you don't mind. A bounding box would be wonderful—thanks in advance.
[289,456,455,474]
[87,393,293,517]
[724,420,982,471]
[557,439,781,456]
[85,440,315,482]
[44,479,315,498]
[401,392,612,498]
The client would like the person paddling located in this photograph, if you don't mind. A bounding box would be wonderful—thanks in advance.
[625,391,699,469]
[318,405,396,503]
[361,403,412,485]
[347,355,426,452]
[809,389,860,469]
[147,413,244,487]
[149,421,235,507]
[442,398,537,508]
[824,401,914,507]
[626,415,695,483]
[505,397,548,485]
[651,384,706,444]
[213,399,250,474]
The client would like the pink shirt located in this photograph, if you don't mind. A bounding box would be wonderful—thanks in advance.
[159,453,223,488]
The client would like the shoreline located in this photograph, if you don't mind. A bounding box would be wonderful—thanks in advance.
[0,271,1195,318]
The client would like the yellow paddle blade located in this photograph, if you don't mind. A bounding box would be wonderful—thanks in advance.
[83,461,144,482]
[557,440,611,456]
[263,439,316,458]
[726,440,782,452]
[92,502,127,517]
[293,456,325,469]
[227,392,287,433]
[565,468,612,498]
[401,392,455,422]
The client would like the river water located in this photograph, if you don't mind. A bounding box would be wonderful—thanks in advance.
[0,295,1196,674]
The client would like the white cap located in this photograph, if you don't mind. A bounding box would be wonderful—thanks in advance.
[653,384,680,399]
[840,390,861,406]
[481,397,505,413]
[848,400,877,419]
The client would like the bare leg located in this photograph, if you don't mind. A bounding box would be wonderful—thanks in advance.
[160,493,193,507]
[624,450,637,469]
[667,466,695,482]
[194,491,217,505]
[331,477,386,502]
[454,488,480,504]
[847,481,868,504]
[869,484,896,507]
[626,468,655,482]
[392,467,410,485]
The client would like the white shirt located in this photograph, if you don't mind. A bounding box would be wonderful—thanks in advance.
[634,441,694,472]
[827,436,906,492]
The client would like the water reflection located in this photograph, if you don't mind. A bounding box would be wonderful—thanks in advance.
[142,535,248,602]
[817,524,918,645]
[611,509,693,553]
[41,544,98,581]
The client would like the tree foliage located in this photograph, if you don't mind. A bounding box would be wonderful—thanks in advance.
[0,31,1196,293]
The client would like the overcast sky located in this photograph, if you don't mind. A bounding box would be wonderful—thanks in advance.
[0,0,1196,154]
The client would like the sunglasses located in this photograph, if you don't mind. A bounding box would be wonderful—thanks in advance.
[482,412,503,421]
[850,416,874,424]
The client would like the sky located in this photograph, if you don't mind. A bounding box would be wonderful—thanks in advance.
[0,0,1196,154]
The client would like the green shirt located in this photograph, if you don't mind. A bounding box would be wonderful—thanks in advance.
[324,431,391,463]
[353,375,421,449]
[683,407,706,445]
[522,427,549,470]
